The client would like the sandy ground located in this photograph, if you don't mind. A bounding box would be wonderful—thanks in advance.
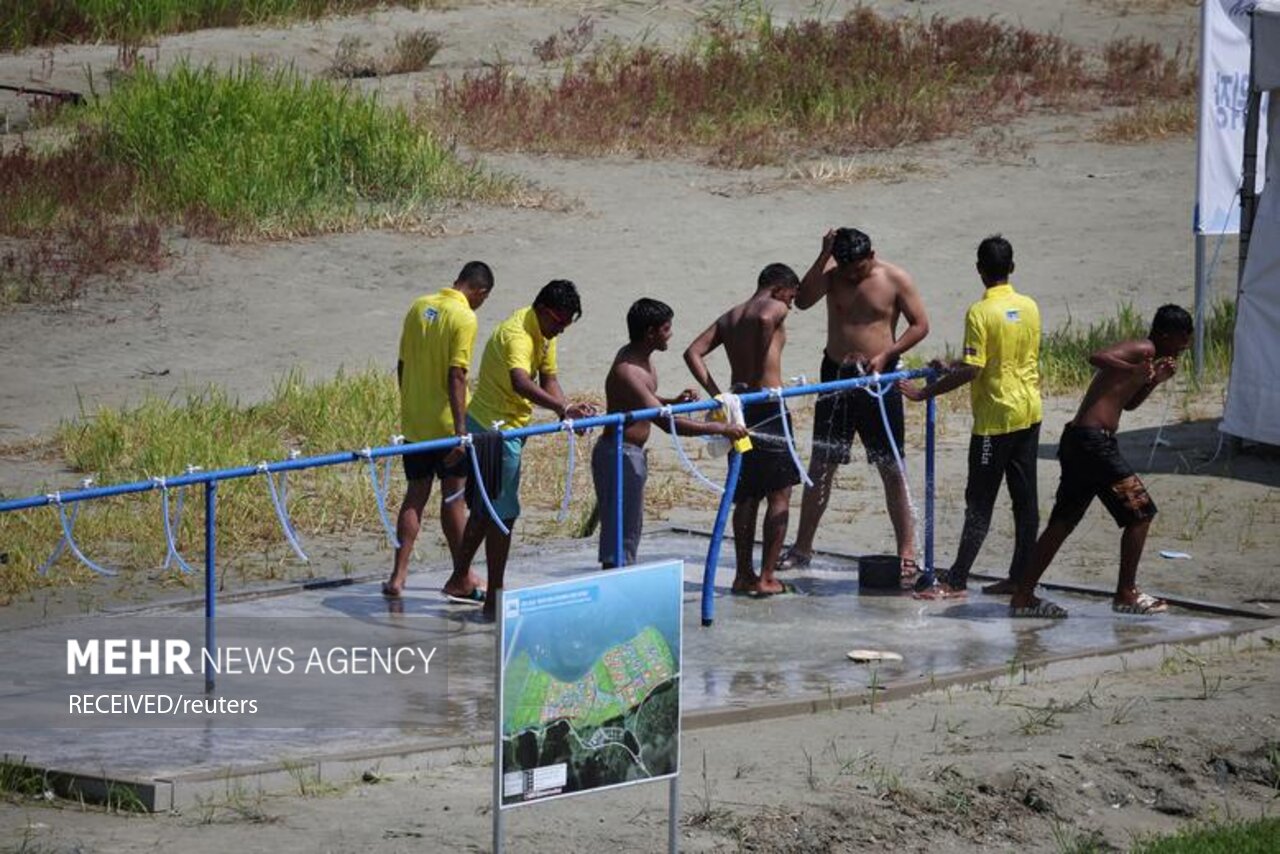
[2,0,1279,851]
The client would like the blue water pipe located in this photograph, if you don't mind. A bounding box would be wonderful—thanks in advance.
[614,425,625,568]
[700,449,743,627]
[0,367,936,688]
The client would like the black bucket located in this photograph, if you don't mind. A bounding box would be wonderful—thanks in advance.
[858,555,901,591]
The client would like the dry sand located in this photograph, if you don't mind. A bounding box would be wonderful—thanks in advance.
[2,1,1278,851]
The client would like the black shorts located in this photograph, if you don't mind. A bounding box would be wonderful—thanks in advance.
[812,352,905,466]
[734,399,802,503]
[1048,424,1157,528]
[403,445,467,482]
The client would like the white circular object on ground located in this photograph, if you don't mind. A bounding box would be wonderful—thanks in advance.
[846,649,904,663]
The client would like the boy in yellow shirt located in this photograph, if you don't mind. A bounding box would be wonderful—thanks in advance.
[454,280,595,620]
[900,236,1042,598]
[384,261,493,600]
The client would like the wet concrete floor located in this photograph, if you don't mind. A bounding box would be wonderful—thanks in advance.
[0,530,1253,787]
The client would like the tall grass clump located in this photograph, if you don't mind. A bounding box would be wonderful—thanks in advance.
[0,0,422,51]
[433,9,1195,166]
[87,62,509,238]
[1,62,517,305]
[1093,98,1196,143]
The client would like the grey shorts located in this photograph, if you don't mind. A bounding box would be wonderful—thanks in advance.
[592,437,648,567]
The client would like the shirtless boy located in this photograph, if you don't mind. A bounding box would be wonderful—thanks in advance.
[783,228,929,576]
[1010,305,1193,618]
[593,299,748,568]
[684,264,803,597]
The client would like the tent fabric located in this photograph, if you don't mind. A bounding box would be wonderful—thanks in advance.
[1256,6,1280,89]
[1222,8,1280,445]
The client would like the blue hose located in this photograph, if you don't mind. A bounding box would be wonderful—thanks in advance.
[700,449,743,626]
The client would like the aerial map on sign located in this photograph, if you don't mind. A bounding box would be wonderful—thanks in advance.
[499,562,682,807]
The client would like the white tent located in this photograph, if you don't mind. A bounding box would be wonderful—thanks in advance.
[1222,3,1280,445]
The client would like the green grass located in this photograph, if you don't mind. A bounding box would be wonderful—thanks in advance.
[1130,816,1280,853]
[432,8,1194,167]
[0,0,428,51]
[84,62,511,238]
[1,61,519,304]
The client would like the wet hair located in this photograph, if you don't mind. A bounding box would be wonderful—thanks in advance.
[533,279,582,321]
[627,298,674,343]
[456,260,494,291]
[976,235,1014,282]
[831,228,872,265]
[758,262,800,291]
[1150,304,1193,338]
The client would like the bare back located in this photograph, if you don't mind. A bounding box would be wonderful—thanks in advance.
[719,294,788,390]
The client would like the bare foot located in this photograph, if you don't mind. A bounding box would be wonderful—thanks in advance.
[381,581,403,599]
[756,577,786,595]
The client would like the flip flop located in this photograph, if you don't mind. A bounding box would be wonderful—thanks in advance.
[443,588,486,605]
[777,546,812,571]
[912,583,966,601]
[1112,593,1168,615]
[1009,598,1068,619]
[747,581,798,599]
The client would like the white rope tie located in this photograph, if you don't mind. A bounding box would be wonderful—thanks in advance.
[662,405,723,494]
[770,387,813,488]
[259,460,308,563]
[860,373,921,560]
[361,443,400,549]
[557,419,578,522]
[154,476,195,574]
[40,483,116,577]
[463,432,510,535]
[862,374,908,476]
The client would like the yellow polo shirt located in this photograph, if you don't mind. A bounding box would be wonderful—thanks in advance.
[962,283,1042,436]
[468,307,558,430]
[398,288,477,441]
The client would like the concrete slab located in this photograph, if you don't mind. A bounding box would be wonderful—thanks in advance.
[0,529,1266,810]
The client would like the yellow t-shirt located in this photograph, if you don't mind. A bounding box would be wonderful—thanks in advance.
[468,306,558,430]
[962,283,1042,436]
[398,288,477,441]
